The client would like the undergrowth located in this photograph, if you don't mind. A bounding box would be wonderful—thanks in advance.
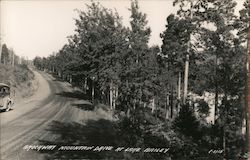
[0,64,36,98]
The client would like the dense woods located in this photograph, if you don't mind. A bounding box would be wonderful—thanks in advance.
[33,0,249,159]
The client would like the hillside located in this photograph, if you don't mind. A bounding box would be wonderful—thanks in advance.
[0,64,37,99]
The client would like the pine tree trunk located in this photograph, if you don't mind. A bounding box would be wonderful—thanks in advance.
[165,98,167,119]
[215,85,218,123]
[183,1,193,104]
[0,45,2,64]
[166,93,170,119]
[126,108,130,118]
[110,80,113,109]
[214,54,219,124]
[151,98,155,113]
[92,79,95,104]
[133,99,136,109]
[84,77,87,94]
[177,72,181,114]
[170,85,174,119]
[183,54,189,103]
[69,75,72,84]
[114,85,118,110]
[245,18,250,157]
[12,52,15,67]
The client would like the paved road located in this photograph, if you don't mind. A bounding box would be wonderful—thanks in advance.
[0,70,93,160]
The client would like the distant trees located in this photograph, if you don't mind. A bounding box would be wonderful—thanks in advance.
[1,44,10,65]
[33,56,45,70]
[0,43,25,66]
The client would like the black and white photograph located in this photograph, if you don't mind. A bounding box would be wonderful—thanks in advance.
[0,0,249,159]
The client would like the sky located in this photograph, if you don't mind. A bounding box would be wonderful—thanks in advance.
[0,0,245,59]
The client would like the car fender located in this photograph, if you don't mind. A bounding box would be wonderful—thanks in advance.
[3,97,12,107]
[7,97,14,105]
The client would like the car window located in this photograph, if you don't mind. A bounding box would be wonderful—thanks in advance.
[0,87,9,96]
[4,87,10,94]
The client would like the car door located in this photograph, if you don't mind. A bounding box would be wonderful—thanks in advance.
[0,87,4,107]
[2,95,9,108]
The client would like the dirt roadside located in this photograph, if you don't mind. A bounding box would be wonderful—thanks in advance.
[1,69,115,160]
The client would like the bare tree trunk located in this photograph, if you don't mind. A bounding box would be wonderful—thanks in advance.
[84,77,87,94]
[215,85,218,122]
[151,98,155,113]
[69,75,72,84]
[178,72,181,100]
[183,0,193,104]
[114,84,118,110]
[245,16,250,157]
[110,80,113,109]
[92,79,95,104]
[170,85,174,119]
[177,72,181,114]
[165,98,167,119]
[214,52,219,124]
[166,93,170,119]
[58,71,61,77]
[133,99,136,109]
[12,51,15,67]
[127,108,130,117]
[0,44,2,64]
[183,54,189,103]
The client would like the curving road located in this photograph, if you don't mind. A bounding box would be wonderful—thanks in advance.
[0,70,93,160]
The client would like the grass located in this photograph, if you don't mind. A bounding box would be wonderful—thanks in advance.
[0,64,36,98]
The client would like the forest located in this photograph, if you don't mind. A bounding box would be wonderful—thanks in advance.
[33,0,250,159]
